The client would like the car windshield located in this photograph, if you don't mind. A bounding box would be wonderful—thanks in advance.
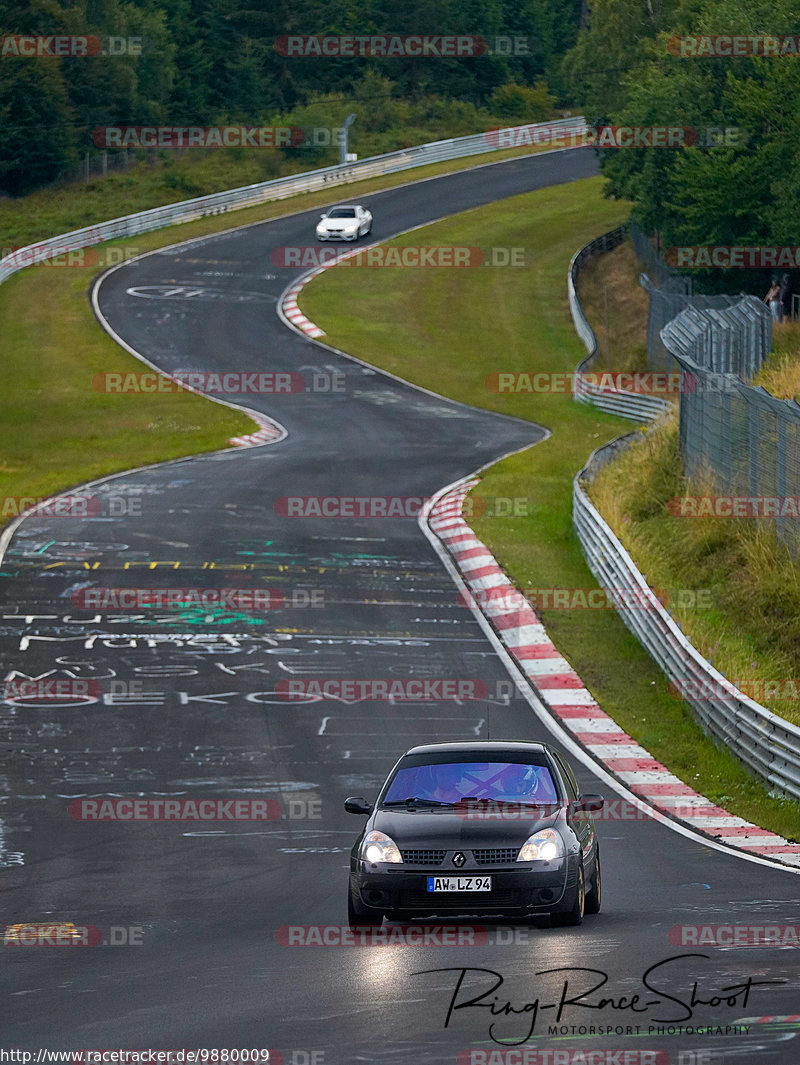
[327,207,357,218]
[382,760,559,805]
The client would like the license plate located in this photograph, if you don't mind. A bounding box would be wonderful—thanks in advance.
[427,876,491,892]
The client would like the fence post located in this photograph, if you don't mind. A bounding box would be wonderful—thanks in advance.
[748,395,759,499]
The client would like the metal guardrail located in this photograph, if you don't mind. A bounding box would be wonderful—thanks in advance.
[0,117,588,286]
[569,226,671,422]
[574,442,800,799]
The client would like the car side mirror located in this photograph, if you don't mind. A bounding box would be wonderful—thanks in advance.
[320,212,328,218]
[572,794,604,813]
[344,795,373,815]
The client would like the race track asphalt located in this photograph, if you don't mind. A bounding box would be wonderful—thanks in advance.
[1,146,798,1063]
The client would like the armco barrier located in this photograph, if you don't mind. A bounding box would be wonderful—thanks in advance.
[569,226,672,422]
[573,440,800,800]
[0,118,588,287]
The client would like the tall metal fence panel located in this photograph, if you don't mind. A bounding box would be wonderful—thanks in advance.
[661,301,800,554]
[644,282,770,376]
[642,273,696,372]
[0,117,588,287]
[631,220,774,378]
[629,219,689,291]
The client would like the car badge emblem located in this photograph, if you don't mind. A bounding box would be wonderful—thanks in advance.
[452,852,466,867]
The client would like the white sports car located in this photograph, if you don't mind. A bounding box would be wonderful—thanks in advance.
[316,204,372,242]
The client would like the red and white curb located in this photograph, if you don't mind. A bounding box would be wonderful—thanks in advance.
[279,245,367,339]
[282,269,328,338]
[428,478,800,869]
[228,413,286,448]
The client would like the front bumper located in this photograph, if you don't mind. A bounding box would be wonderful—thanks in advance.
[351,857,576,917]
[316,230,358,241]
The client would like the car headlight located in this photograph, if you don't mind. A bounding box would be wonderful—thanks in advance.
[516,828,564,862]
[361,830,403,864]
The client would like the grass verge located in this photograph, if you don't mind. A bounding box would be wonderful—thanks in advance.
[590,413,800,727]
[0,143,576,527]
[575,239,650,373]
[299,175,800,839]
[0,264,252,512]
[755,320,800,398]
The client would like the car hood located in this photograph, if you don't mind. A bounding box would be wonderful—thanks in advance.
[319,218,357,228]
[371,806,562,848]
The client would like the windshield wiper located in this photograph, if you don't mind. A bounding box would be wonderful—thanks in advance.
[381,797,455,808]
[458,798,560,809]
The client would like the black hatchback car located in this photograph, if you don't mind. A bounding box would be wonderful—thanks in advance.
[345,741,604,927]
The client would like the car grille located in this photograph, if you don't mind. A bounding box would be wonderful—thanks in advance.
[401,849,446,866]
[472,848,520,866]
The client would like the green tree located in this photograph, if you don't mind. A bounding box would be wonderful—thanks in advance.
[489,79,556,119]
[0,55,78,195]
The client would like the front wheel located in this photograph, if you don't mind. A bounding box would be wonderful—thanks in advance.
[585,849,601,915]
[551,863,584,927]
[348,891,383,928]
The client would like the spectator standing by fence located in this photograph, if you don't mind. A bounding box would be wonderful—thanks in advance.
[765,278,782,321]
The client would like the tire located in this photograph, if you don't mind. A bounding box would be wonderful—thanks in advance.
[551,862,584,927]
[348,890,383,928]
[585,849,601,915]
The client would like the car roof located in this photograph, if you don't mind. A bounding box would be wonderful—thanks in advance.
[402,740,552,757]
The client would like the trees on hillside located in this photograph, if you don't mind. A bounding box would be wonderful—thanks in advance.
[565,0,800,289]
[0,0,581,196]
